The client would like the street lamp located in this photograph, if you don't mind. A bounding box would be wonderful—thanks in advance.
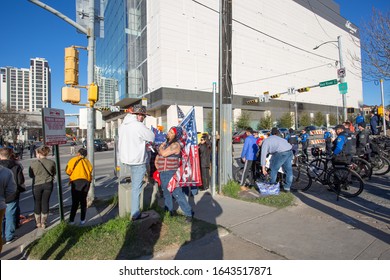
[314,36,347,122]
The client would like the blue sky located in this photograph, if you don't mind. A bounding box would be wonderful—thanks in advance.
[1,0,389,119]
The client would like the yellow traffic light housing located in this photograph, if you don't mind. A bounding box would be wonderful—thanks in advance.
[62,86,81,103]
[246,98,259,105]
[297,87,310,93]
[270,93,281,99]
[64,47,79,85]
[88,83,99,103]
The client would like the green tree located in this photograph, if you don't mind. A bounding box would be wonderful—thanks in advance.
[299,112,311,127]
[206,111,212,133]
[278,112,293,128]
[257,115,273,130]
[235,111,251,130]
[313,112,325,127]
[329,114,337,126]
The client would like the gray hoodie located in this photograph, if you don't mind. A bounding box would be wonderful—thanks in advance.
[0,165,17,210]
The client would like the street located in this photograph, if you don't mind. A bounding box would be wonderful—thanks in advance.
[17,144,117,218]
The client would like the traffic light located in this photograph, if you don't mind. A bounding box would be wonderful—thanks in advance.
[297,87,310,93]
[64,47,79,85]
[62,86,80,103]
[88,83,99,103]
[246,98,259,105]
[270,93,281,99]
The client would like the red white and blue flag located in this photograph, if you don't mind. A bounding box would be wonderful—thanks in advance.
[177,105,185,122]
[167,107,202,192]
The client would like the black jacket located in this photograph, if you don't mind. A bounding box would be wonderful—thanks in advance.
[0,159,25,202]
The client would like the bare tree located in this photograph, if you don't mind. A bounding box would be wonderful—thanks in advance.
[0,103,31,144]
[351,8,390,80]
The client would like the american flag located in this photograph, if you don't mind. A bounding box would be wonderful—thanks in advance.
[167,107,202,192]
[177,105,185,121]
[151,126,166,146]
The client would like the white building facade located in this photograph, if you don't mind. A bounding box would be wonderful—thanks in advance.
[97,0,362,137]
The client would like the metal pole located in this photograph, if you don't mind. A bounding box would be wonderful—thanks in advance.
[87,0,96,204]
[380,79,387,136]
[338,36,347,121]
[54,144,64,221]
[295,94,298,130]
[212,82,217,196]
[218,0,233,190]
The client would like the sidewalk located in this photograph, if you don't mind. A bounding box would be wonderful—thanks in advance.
[152,189,390,260]
[1,178,389,260]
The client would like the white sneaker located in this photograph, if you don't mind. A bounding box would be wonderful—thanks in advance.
[80,220,86,225]
[68,221,75,225]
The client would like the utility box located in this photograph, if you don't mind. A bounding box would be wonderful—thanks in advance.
[118,173,159,217]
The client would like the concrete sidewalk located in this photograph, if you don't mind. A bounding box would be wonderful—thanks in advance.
[153,188,389,260]
[1,180,389,260]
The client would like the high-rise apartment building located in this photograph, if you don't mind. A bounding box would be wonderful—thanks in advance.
[29,57,51,111]
[0,57,51,112]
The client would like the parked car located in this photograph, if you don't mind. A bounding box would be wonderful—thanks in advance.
[232,131,248,144]
[82,139,108,152]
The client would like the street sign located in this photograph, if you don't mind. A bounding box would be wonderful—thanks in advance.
[319,79,338,87]
[337,67,346,78]
[42,108,67,145]
[338,82,348,94]
[287,87,296,95]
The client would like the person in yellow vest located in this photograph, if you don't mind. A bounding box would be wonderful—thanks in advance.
[65,148,93,225]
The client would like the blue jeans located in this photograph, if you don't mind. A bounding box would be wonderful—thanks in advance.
[269,150,293,191]
[2,200,18,242]
[129,164,147,219]
[160,170,193,217]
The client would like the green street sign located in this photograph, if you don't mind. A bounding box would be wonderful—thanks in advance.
[319,79,338,87]
[338,82,348,94]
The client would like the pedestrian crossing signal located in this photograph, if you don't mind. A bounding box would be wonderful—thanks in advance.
[297,87,310,93]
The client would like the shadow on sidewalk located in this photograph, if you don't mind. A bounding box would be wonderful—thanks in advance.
[174,190,223,259]
[294,190,390,243]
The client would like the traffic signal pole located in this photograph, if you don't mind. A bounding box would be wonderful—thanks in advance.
[29,0,96,204]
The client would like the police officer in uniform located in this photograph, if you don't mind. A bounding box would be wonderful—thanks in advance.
[332,125,352,165]
[356,122,370,157]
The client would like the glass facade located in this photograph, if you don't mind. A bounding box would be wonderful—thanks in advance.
[96,0,147,104]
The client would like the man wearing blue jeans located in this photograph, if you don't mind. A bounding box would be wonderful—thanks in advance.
[118,105,155,221]
[260,127,293,192]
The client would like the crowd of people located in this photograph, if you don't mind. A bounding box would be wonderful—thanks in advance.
[238,111,383,193]
[0,104,386,251]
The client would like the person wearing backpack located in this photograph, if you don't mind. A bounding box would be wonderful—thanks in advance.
[0,148,25,244]
[285,128,299,164]
[65,148,93,225]
[29,146,56,229]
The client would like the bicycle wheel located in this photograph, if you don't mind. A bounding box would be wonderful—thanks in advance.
[351,157,372,180]
[307,158,326,178]
[291,164,312,191]
[327,167,364,198]
[371,155,390,175]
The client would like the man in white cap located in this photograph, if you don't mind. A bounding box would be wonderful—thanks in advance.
[118,104,155,221]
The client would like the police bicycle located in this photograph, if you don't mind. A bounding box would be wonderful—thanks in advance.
[292,151,364,198]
